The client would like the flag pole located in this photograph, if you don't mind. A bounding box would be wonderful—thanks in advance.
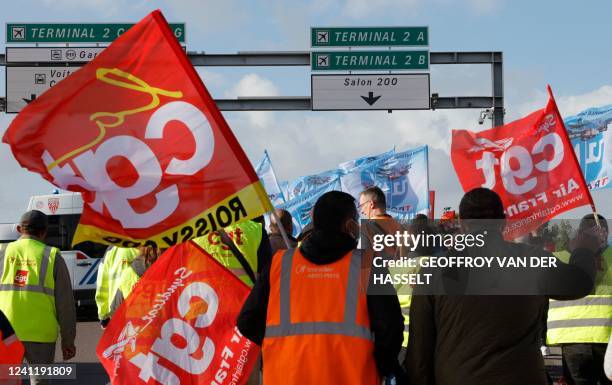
[271,209,293,249]
[547,84,601,228]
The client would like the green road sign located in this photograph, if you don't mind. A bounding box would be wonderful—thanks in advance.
[6,23,186,43]
[311,27,428,47]
[311,51,429,71]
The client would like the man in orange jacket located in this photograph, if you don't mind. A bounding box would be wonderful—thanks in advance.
[238,191,404,385]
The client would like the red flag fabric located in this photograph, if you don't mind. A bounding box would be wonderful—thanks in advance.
[2,10,272,248]
[451,87,593,239]
[96,241,259,385]
[0,310,24,385]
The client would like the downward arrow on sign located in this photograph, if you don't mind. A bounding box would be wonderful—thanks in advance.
[23,94,37,104]
[361,92,381,106]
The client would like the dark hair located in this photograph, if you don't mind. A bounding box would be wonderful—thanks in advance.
[361,186,386,209]
[412,213,429,227]
[19,210,48,234]
[137,246,161,268]
[313,191,357,232]
[459,188,505,220]
[271,209,293,234]
[579,214,608,233]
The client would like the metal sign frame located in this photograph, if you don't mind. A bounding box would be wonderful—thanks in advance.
[0,51,504,127]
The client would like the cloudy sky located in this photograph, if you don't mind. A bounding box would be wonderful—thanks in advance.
[1,0,611,222]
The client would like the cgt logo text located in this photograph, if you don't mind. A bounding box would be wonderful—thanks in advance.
[42,68,214,230]
[104,267,246,385]
[14,270,29,287]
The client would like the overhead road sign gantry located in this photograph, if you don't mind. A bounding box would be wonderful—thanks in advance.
[312,50,429,71]
[1,51,503,126]
[6,23,185,43]
[311,73,430,111]
[311,27,428,47]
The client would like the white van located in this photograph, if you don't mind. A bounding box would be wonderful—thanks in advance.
[0,223,19,243]
[25,192,108,311]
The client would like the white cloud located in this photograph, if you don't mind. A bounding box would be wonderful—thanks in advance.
[196,69,228,93]
[556,85,612,117]
[226,73,281,98]
[225,74,281,128]
[510,84,612,121]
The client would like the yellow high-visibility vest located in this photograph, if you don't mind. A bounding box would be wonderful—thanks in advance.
[547,247,612,344]
[118,265,141,299]
[391,255,429,348]
[95,247,139,320]
[0,239,59,342]
[193,221,262,286]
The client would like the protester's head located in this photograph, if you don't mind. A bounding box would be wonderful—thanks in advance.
[313,191,359,238]
[458,188,505,233]
[412,213,429,227]
[17,210,48,239]
[270,209,293,236]
[137,246,161,269]
[579,214,608,234]
[359,186,386,218]
[577,214,608,250]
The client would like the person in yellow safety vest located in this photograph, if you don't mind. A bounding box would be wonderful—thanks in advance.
[108,246,162,317]
[0,210,76,385]
[194,218,272,385]
[192,218,272,287]
[359,187,411,357]
[547,214,612,385]
[95,246,139,328]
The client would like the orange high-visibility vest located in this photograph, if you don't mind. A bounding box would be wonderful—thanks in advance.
[262,248,379,385]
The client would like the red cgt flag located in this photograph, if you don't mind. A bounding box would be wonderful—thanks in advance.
[451,86,594,239]
[97,241,259,385]
[3,10,272,249]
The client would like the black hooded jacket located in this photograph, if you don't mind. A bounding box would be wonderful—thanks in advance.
[237,229,405,377]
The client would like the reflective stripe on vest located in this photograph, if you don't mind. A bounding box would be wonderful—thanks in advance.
[547,247,612,344]
[0,246,53,296]
[399,294,411,347]
[265,249,373,340]
[262,248,379,385]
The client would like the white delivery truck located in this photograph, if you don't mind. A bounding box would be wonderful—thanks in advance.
[1,192,108,316]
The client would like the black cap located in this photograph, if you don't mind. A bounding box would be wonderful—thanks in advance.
[19,210,48,232]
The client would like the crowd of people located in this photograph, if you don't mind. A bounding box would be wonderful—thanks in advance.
[0,186,610,385]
